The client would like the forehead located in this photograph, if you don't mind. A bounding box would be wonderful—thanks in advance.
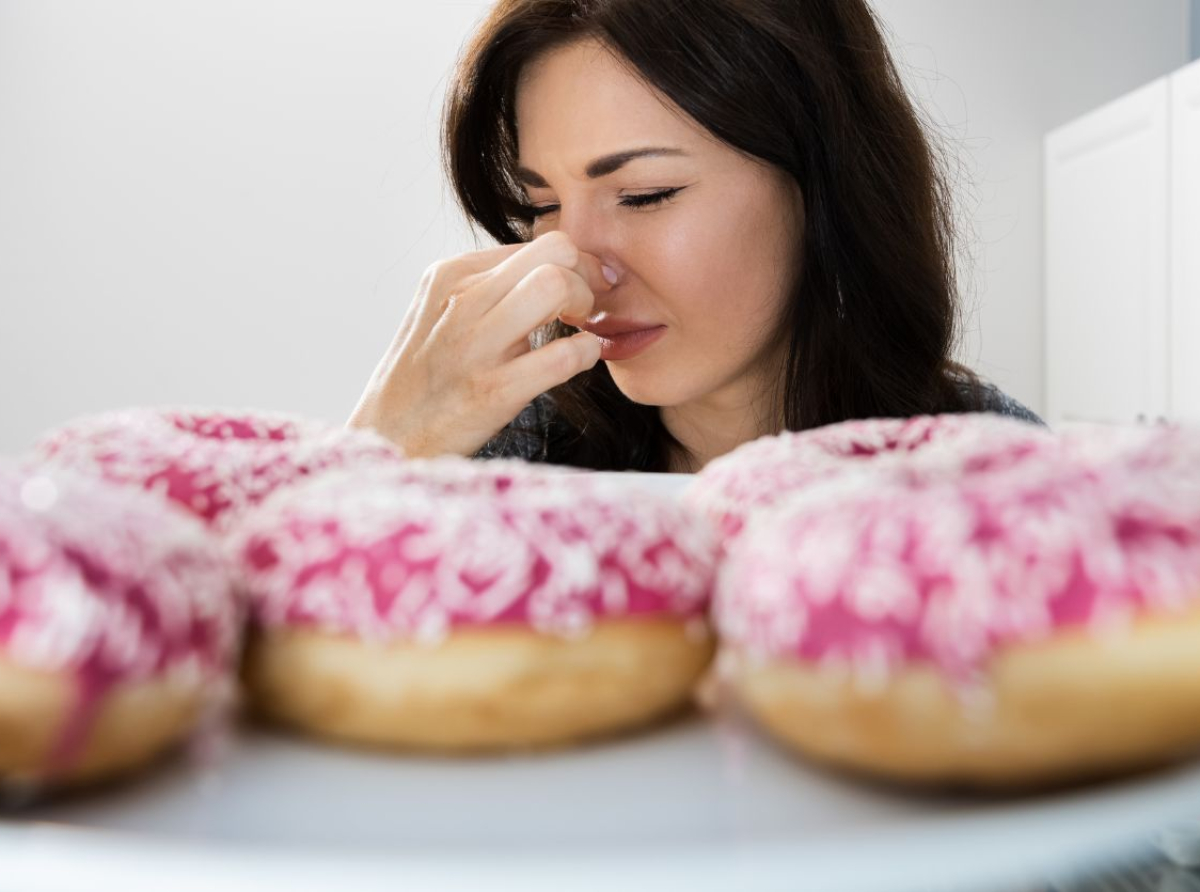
[514,39,710,164]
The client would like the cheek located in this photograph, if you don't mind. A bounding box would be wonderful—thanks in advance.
[640,207,789,348]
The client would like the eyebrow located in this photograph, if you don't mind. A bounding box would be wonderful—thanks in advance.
[514,147,689,187]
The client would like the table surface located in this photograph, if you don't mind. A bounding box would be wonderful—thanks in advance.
[3,706,1200,892]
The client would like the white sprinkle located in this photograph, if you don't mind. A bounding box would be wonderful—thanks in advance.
[19,476,58,512]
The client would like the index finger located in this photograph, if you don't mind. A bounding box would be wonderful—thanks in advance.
[469,232,613,317]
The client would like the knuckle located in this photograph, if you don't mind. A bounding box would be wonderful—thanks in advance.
[540,230,579,267]
[565,275,594,314]
[424,258,477,302]
[422,258,457,289]
[554,339,585,379]
[531,262,574,294]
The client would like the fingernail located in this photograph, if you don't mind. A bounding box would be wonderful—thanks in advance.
[601,264,619,286]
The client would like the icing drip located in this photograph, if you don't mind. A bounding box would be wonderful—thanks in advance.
[0,460,241,775]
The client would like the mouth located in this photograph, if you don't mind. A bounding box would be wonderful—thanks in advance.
[587,325,668,362]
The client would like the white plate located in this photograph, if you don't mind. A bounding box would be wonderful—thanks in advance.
[3,714,1200,892]
[3,470,1199,892]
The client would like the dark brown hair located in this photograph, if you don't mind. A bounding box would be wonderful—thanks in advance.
[442,0,985,471]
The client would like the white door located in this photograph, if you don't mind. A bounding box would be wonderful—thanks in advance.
[1045,78,1170,425]
[1171,59,1200,423]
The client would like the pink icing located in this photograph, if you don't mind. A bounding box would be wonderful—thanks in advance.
[0,461,241,775]
[714,423,1200,682]
[686,413,1056,542]
[226,456,718,643]
[26,406,405,534]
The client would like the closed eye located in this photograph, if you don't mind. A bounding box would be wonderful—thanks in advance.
[524,187,685,219]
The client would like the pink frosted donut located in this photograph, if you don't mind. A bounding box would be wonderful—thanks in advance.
[1057,419,1200,477]
[686,413,1056,543]
[26,406,404,533]
[714,423,1200,788]
[226,455,719,751]
[0,460,241,789]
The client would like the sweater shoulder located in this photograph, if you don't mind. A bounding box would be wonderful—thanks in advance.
[471,392,557,462]
[954,379,1046,427]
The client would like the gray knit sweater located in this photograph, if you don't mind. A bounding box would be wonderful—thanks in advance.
[474,379,1046,465]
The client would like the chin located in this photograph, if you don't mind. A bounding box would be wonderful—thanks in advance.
[604,363,696,408]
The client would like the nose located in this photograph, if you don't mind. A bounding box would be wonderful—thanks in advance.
[550,200,622,288]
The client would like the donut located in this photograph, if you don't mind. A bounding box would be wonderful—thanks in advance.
[1057,418,1199,475]
[713,423,1200,788]
[225,456,719,752]
[26,406,404,533]
[0,460,241,790]
[686,413,1056,543]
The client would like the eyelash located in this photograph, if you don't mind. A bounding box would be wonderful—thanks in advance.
[524,187,684,219]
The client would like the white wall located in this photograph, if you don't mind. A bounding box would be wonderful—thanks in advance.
[873,0,1190,418]
[0,1,1191,453]
[0,1,491,453]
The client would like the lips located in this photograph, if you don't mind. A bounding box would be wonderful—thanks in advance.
[576,318,663,338]
[582,324,667,362]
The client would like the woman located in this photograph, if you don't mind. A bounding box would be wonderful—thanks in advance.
[348,0,1044,473]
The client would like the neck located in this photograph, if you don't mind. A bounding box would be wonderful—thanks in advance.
[660,381,782,474]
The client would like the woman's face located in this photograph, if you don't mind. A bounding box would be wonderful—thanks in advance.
[514,38,804,413]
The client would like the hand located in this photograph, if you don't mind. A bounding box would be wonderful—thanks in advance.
[347,231,612,458]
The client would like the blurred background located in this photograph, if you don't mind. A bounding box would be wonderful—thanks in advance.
[0,0,1197,454]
